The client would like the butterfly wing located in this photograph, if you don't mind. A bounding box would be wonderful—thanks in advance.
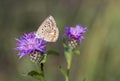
[36,16,59,42]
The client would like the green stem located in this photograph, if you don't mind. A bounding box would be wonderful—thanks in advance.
[65,76,69,81]
[66,69,70,81]
[40,63,46,81]
[65,49,73,81]
[63,41,74,81]
[41,63,44,77]
[35,63,41,73]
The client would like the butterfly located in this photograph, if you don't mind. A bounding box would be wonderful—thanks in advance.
[35,15,59,42]
[29,16,58,64]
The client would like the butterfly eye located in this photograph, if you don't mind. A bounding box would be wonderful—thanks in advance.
[48,22,50,25]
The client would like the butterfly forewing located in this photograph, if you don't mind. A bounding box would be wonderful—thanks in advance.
[36,16,59,42]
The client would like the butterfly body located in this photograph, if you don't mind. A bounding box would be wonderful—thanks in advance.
[35,16,59,42]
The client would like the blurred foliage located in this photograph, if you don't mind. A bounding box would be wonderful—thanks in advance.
[0,0,120,81]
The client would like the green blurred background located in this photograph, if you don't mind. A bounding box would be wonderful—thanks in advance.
[0,0,120,81]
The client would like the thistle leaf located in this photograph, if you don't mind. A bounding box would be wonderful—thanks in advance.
[28,70,44,81]
[41,54,47,63]
[59,66,67,77]
[47,50,59,55]
[73,49,80,55]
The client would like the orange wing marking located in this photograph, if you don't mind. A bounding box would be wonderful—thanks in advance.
[51,29,56,42]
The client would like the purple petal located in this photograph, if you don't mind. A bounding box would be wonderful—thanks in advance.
[63,24,88,42]
[15,32,47,59]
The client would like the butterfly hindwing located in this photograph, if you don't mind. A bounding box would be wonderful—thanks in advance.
[36,16,59,42]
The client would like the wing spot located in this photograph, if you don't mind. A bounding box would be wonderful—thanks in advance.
[48,22,50,24]
[48,24,50,27]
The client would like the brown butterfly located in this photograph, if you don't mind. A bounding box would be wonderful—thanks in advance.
[35,15,59,42]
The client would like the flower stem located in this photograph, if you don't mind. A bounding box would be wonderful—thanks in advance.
[66,69,70,81]
[65,49,73,81]
[65,76,69,81]
[40,63,46,81]
[41,63,44,77]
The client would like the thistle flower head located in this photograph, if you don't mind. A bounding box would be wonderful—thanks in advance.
[64,25,88,42]
[15,32,47,59]
[64,24,88,49]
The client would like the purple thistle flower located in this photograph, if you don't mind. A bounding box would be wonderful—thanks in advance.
[15,32,47,59]
[63,24,88,49]
[64,24,88,42]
